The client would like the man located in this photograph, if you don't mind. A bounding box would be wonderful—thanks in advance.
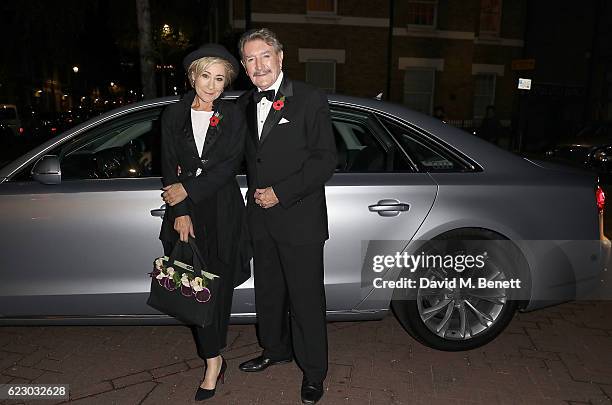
[236,28,337,404]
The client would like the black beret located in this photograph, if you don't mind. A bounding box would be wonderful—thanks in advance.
[182,43,240,73]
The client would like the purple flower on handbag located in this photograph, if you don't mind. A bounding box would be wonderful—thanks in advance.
[181,285,193,297]
[163,276,178,291]
[194,287,211,303]
[150,257,215,303]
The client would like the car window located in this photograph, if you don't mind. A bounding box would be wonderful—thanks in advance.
[10,108,164,182]
[382,119,470,172]
[331,109,413,172]
[60,112,162,180]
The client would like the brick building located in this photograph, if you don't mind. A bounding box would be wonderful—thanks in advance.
[230,0,526,126]
[517,0,612,150]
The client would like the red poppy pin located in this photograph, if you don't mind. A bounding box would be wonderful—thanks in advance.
[209,112,222,127]
[272,96,286,111]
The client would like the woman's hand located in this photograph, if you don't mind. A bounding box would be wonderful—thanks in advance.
[162,183,188,206]
[174,215,195,242]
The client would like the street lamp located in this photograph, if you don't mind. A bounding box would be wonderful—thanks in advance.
[72,66,79,73]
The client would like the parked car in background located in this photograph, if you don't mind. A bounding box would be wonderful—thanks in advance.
[545,121,612,175]
[0,94,607,351]
[0,104,22,136]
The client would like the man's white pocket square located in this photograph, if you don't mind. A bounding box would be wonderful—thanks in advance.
[279,117,290,125]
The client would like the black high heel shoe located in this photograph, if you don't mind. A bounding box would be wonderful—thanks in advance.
[195,357,227,401]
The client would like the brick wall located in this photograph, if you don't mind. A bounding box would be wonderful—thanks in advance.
[233,0,526,121]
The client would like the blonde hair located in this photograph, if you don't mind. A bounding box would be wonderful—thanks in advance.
[187,57,237,88]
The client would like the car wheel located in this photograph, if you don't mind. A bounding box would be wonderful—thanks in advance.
[391,230,524,351]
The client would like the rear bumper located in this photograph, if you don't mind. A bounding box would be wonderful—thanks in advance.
[524,211,610,311]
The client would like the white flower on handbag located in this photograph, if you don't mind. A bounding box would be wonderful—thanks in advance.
[166,267,175,277]
[190,277,204,292]
[181,273,191,287]
[154,258,163,270]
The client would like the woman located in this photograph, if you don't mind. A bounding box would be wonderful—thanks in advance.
[159,44,250,401]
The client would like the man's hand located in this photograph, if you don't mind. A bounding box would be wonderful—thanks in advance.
[162,183,187,206]
[174,215,195,242]
[254,187,279,209]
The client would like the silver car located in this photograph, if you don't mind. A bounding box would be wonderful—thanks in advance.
[0,94,607,351]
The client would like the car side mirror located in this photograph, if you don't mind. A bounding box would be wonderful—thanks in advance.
[31,155,61,185]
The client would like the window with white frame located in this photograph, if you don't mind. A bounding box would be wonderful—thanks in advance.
[403,68,435,115]
[307,0,336,14]
[407,0,438,27]
[479,0,502,35]
[306,60,336,93]
[473,74,496,118]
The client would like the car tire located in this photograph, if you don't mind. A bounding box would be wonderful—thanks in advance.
[391,229,525,351]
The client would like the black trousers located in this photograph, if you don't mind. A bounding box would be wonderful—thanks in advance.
[253,234,328,383]
[163,240,231,359]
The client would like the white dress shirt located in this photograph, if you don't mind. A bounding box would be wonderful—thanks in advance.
[256,71,284,138]
[191,109,214,157]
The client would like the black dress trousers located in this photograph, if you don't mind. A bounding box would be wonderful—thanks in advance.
[252,233,328,383]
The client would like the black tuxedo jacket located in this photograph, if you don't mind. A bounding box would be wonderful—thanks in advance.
[237,77,337,245]
[159,90,250,286]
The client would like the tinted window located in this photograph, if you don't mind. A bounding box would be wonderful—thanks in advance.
[382,119,469,172]
[331,109,413,172]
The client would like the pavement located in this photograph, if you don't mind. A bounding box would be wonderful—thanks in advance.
[1,300,612,404]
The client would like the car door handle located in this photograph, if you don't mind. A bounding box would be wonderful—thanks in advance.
[368,199,410,217]
[150,205,166,217]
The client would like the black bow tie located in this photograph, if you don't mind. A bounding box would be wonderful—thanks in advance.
[254,90,275,103]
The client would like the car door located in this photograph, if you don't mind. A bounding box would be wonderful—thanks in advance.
[0,106,173,318]
[324,105,438,313]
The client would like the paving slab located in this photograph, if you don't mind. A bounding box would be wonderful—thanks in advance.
[1,301,611,404]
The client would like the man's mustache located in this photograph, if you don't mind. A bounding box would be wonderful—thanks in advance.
[253,69,271,76]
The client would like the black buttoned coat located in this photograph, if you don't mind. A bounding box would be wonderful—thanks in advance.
[158,90,250,288]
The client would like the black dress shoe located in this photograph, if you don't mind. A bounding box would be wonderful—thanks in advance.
[238,355,292,372]
[195,357,226,401]
[301,378,324,404]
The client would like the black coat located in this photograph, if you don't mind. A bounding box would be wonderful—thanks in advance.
[237,77,337,245]
[159,90,250,287]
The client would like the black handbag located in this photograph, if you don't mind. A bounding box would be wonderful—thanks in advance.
[147,237,219,327]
